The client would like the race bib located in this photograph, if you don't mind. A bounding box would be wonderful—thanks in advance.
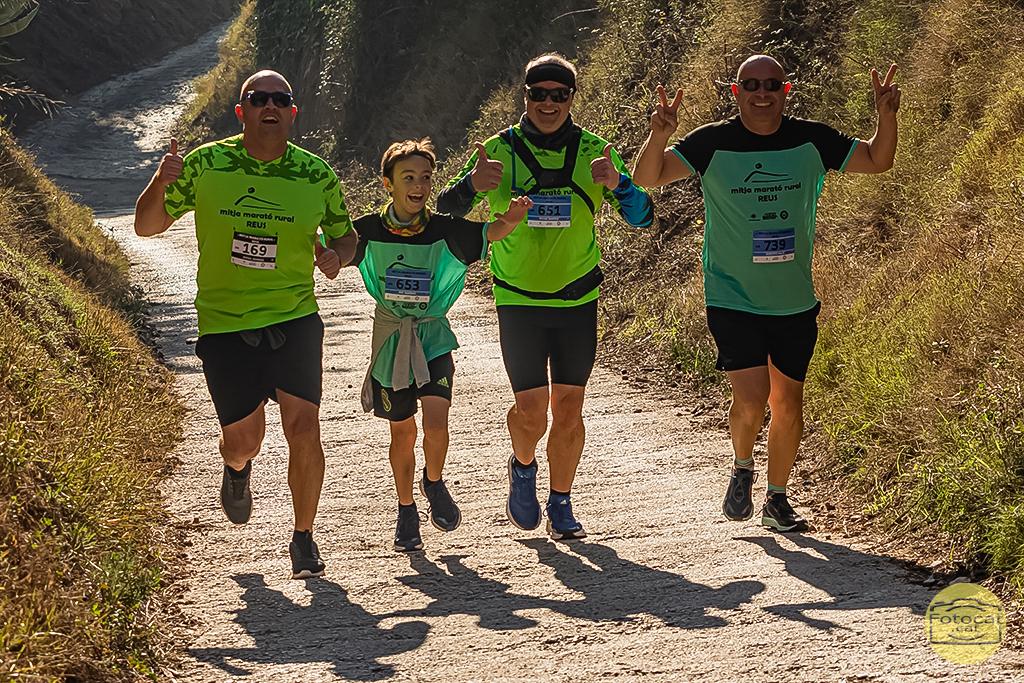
[527,192,572,228]
[231,232,278,269]
[752,229,795,263]
[384,267,431,303]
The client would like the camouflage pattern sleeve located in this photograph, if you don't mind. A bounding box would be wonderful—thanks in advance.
[321,166,353,239]
[163,149,203,219]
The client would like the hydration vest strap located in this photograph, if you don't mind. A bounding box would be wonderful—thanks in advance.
[493,264,604,301]
[499,127,596,216]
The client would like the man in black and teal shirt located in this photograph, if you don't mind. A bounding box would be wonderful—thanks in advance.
[437,53,654,541]
[134,70,357,579]
[345,138,531,551]
[632,55,901,532]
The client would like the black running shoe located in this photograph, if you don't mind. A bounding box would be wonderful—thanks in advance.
[724,466,757,520]
[420,470,462,532]
[220,461,252,524]
[761,492,809,532]
[722,466,757,521]
[394,504,424,552]
[289,531,326,579]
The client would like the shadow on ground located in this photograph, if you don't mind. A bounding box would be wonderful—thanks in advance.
[188,573,430,680]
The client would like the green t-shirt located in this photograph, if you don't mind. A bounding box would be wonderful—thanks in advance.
[164,135,353,335]
[673,116,858,315]
[445,124,634,307]
[352,212,487,387]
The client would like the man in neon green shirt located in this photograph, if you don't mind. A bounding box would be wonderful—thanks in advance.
[134,70,356,578]
[438,53,654,540]
[633,55,900,532]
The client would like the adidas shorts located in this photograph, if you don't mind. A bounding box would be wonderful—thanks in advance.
[370,352,455,422]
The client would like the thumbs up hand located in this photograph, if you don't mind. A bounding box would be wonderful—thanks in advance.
[314,237,341,279]
[155,137,184,187]
[469,142,504,193]
[590,143,620,191]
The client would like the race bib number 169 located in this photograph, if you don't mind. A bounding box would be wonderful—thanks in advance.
[231,232,278,269]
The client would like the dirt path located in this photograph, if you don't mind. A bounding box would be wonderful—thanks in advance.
[21,26,1020,683]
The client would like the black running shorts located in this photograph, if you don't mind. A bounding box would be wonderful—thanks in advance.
[194,312,324,427]
[496,300,598,393]
[370,352,455,422]
[705,302,821,382]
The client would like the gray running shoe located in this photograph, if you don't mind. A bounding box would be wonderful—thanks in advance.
[761,492,809,532]
[420,470,462,532]
[289,532,326,579]
[394,504,424,552]
[722,467,756,521]
[220,461,252,524]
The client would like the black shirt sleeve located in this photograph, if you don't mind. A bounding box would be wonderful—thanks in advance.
[803,120,859,171]
[349,214,378,267]
[439,214,486,266]
[672,120,731,176]
[436,174,477,217]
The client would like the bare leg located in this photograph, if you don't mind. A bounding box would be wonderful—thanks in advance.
[547,384,586,492]
[725,366,771,466]
[278,390,324,532]
[388,416,417,506]
[219,401,266,470]
[420,396,451,481]
[766,360,805,488]
[507,385,549,465]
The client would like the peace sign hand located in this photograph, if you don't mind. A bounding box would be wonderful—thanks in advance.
[871,64,901,117]
[650,85,683,140]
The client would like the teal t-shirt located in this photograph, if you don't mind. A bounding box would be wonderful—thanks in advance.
[352,212,487,386]
[673,116,858,315]
[444,123,638,307]
[164,135,353,334]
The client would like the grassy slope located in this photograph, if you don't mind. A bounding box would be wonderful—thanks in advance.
[184,0,1024,596]
[0,131,183,679]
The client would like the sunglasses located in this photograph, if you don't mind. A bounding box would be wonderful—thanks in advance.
[526,86,574,103]
[241,90,294,108]
[738,78,785,92]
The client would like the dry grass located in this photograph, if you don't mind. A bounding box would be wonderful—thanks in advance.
[0,128,184,679]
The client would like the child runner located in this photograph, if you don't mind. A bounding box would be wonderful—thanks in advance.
[345,138,532,551]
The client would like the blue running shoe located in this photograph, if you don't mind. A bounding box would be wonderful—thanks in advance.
[506,455,542,530]
[546,492,587,541]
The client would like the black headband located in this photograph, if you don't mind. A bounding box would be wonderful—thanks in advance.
[525,63,576,89]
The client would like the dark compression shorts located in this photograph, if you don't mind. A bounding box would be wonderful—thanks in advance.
[496,300,598,393]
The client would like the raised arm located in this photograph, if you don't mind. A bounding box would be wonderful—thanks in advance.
[436,141,503,216]
[134,138,182,236]
[486,196,533,241]
[632,85,692,188]
[844,64,901,174]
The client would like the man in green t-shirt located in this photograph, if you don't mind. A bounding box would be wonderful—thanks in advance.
[345,138,531,552]
[133,70,357,578]
[437,53,654,541]
[632,54,900,532]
